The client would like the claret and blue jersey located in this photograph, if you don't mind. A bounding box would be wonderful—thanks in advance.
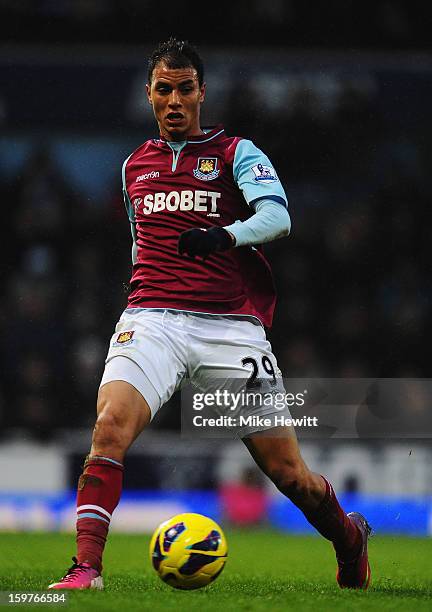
[122,125,288,327]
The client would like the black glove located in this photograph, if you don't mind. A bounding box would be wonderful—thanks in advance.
[178,227,234,259]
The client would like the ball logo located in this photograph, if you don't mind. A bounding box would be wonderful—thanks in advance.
[193,157,220,181]
[163,523,186,552]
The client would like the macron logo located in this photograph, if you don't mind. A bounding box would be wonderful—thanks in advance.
[136,171,160,182]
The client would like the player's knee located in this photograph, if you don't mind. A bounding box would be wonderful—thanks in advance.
[93,400,130,452]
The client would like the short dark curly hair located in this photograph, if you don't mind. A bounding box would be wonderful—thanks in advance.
[147,37,204,86]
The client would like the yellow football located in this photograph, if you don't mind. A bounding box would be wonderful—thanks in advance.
[149,512,228,590]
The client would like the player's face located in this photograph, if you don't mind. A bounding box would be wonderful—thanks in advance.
[147,63,206,141]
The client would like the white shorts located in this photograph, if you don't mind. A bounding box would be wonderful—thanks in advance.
[100,309,290,432]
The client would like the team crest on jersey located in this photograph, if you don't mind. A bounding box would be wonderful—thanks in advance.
[251,163,278,184]
[193,157,220,181]
[113,330,135,346]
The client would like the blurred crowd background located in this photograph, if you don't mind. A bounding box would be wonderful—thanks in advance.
[0,0,429,48]
[0,1,430,444]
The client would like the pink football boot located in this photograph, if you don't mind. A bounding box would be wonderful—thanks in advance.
[48,557,103,590]
[336,512,372,589]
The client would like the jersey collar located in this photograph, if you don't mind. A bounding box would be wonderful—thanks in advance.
[158,125,225,145]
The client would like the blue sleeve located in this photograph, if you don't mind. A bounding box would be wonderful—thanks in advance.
[233,139,288,209]
[224,199,291,247]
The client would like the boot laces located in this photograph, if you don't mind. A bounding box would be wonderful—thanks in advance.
[61,557,90,582]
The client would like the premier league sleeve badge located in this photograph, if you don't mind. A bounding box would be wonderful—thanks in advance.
[251,163,279,183]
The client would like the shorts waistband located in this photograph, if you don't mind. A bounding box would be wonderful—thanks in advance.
[124,307,263,327]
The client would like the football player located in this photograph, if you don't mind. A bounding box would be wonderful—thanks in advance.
[49,38,371,590]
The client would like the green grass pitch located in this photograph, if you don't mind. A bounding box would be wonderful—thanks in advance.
[1,530,431,611]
